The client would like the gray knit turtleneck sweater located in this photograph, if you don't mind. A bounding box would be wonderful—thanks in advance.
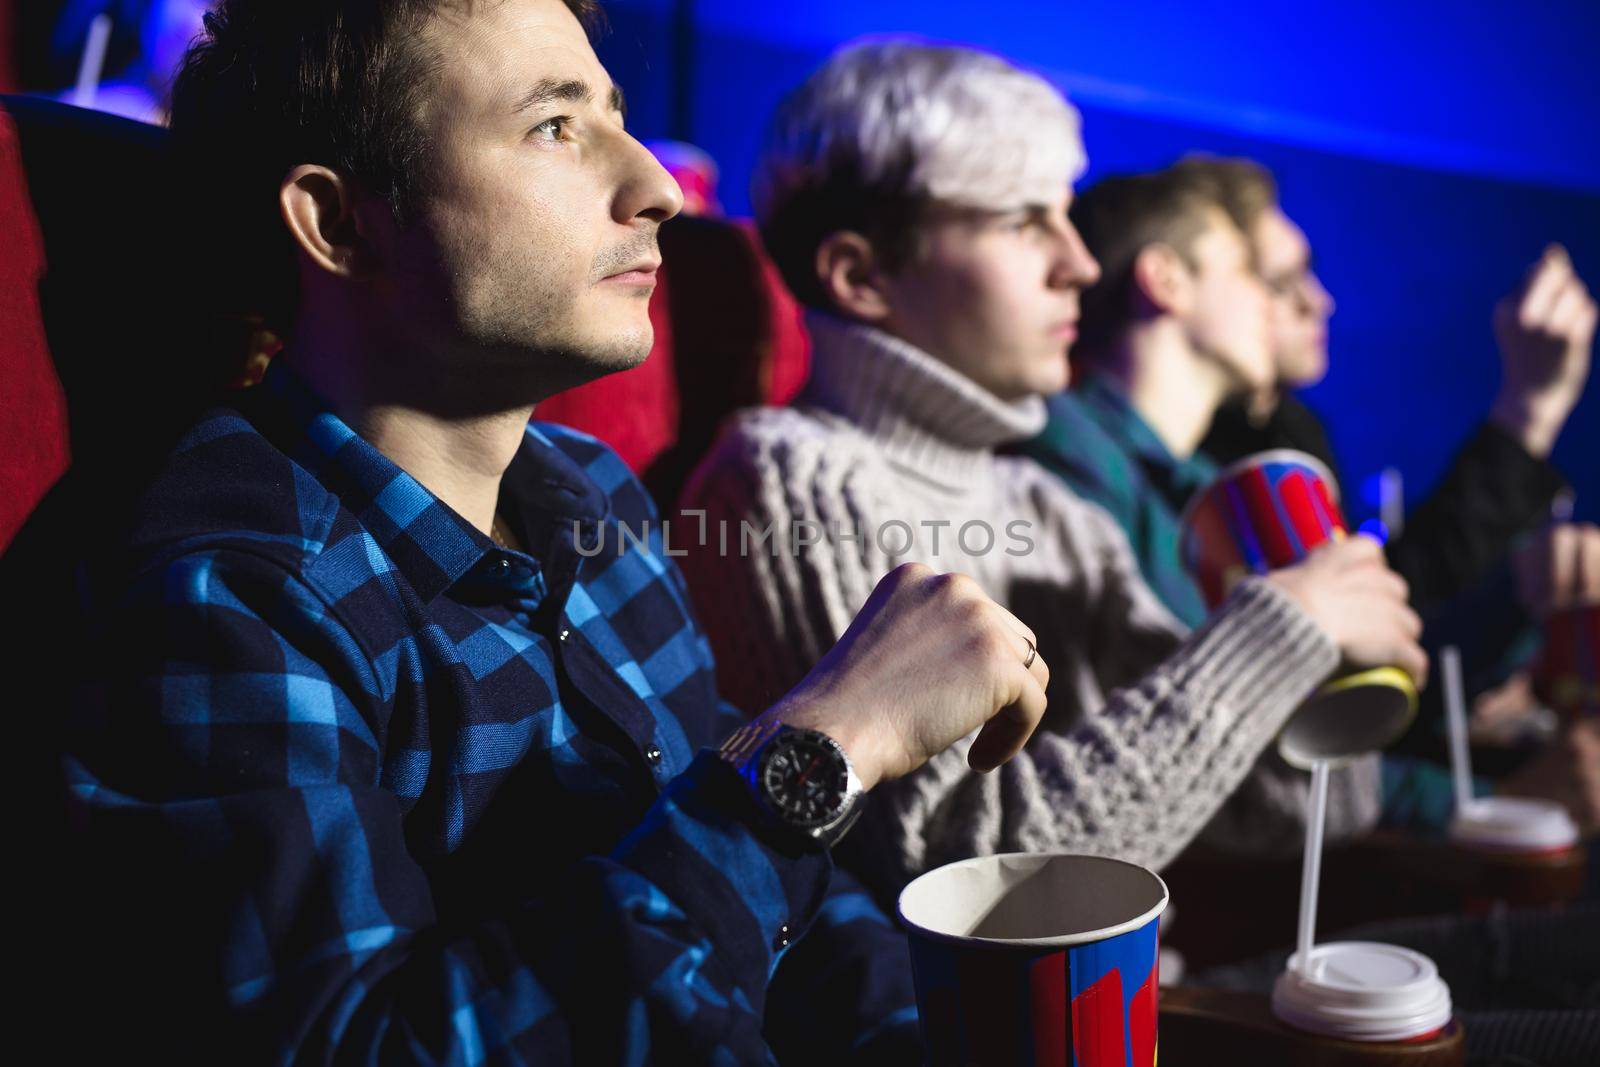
[679,312,1380,897]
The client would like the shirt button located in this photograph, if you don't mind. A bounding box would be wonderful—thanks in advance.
[558,629,570,642]
[496,558,511,572]
[644,745,662,765]
[774,923,791,950]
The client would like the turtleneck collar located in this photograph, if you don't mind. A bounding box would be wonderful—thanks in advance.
[799,311,1048,489]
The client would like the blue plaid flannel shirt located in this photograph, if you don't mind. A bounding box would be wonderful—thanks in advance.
[62,363,918,1064]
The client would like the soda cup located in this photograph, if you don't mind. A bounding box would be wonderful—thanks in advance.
[899,853,1167,1067]
[1178,450,1418,768]
[1531,604,1599,717]
[1273,942,1454,1043]
[1449,795,1579,855]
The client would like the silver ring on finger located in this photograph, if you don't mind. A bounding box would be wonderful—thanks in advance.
[1022,638,1037,670]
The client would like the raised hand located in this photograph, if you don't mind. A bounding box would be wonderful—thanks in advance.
[1490,244,1598,458]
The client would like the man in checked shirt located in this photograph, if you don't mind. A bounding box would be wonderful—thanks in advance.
[57,1,1059,1062]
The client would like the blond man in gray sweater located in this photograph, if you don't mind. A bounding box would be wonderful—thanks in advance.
[679,39,1427,900]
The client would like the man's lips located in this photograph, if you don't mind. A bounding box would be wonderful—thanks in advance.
[1052,319,1079,341]
[600,260,661,286]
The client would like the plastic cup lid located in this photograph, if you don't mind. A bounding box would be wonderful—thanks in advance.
[1272,942,1452,1043]
[1449,796,1580,852]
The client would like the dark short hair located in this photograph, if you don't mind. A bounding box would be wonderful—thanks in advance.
[1169,155,1278,235]
[169,0,602,335]
[756,166,928,312]
[1071,165,1235,361]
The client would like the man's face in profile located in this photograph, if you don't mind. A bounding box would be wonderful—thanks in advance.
[1253,206,1335,389]
[380,0,682,399]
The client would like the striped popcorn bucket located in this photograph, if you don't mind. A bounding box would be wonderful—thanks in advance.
[899,854,1166,1067]
[1178,450,1418,768]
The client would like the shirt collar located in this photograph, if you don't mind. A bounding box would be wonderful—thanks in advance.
[1074,374,1218,503]
[254,361,608,605]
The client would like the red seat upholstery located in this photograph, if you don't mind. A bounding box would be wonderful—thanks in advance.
[0,95,243,559]
[0,103,68,552]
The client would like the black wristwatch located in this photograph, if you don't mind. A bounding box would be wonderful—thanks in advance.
[717,720,866,850]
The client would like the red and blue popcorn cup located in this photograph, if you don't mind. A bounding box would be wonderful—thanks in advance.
[898,853,1167,1067]
[1178,449,1418,768]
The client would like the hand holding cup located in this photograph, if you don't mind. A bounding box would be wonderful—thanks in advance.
[1268,535,1428,689]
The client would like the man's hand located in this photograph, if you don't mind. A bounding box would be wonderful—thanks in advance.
[1501,719,1600,836]
[769,564,1050,791]
[1266,535,1429,688]
[1490,245,1597,458]
[1512,522,1600,618]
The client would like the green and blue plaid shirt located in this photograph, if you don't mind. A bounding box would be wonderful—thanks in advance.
[1019,374,1217,627]
[63,362,917,1064]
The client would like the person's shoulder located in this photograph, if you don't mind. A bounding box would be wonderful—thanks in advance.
[526,420,661,527]
[678,405,880,523]
[701,405,869,482]
[123,398,342,577]
[1022,392,1140,509]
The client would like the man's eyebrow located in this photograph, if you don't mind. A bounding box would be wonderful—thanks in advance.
[511,78,627,119]
[512,78,591,114]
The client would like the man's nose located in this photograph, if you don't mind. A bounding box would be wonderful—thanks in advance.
[1053,221,1100,288]
[613,133,684,225]
[1310,271,1335,317]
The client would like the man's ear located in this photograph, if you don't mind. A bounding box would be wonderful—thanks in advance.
[1130,242,1191,317]
[815,230,895,322]
[280,165,370,278]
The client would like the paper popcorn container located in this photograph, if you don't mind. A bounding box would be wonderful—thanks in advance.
[1178,449,1345,607]
[1178,450,1417,768]
[1532,604,1599,716]
[898,853,1167,1067]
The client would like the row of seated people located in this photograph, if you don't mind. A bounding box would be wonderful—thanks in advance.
[2,3,1594,1064]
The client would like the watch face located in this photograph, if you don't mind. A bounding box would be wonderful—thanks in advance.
[761,732,849,828]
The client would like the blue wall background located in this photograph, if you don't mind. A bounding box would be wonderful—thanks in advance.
[597,0,1600,524]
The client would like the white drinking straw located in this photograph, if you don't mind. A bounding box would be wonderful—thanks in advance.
[1295,758,1331,977]
[73,14,115,108]
[1442,646,1473,812]
[1380,466,1405,540]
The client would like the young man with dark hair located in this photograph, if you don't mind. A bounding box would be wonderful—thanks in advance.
[1189,155,1600,831]
[60,3,1064,1061]
[1023,157,1600,835]
[1020,164,1276,626]
[1194,156,1595,611]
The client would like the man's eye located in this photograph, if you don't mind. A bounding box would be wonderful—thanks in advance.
[531,116,570,141]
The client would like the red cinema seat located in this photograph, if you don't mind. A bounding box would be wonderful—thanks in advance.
[0,101,67,553]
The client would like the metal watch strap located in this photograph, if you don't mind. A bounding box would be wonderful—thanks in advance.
[717,721,865,849]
